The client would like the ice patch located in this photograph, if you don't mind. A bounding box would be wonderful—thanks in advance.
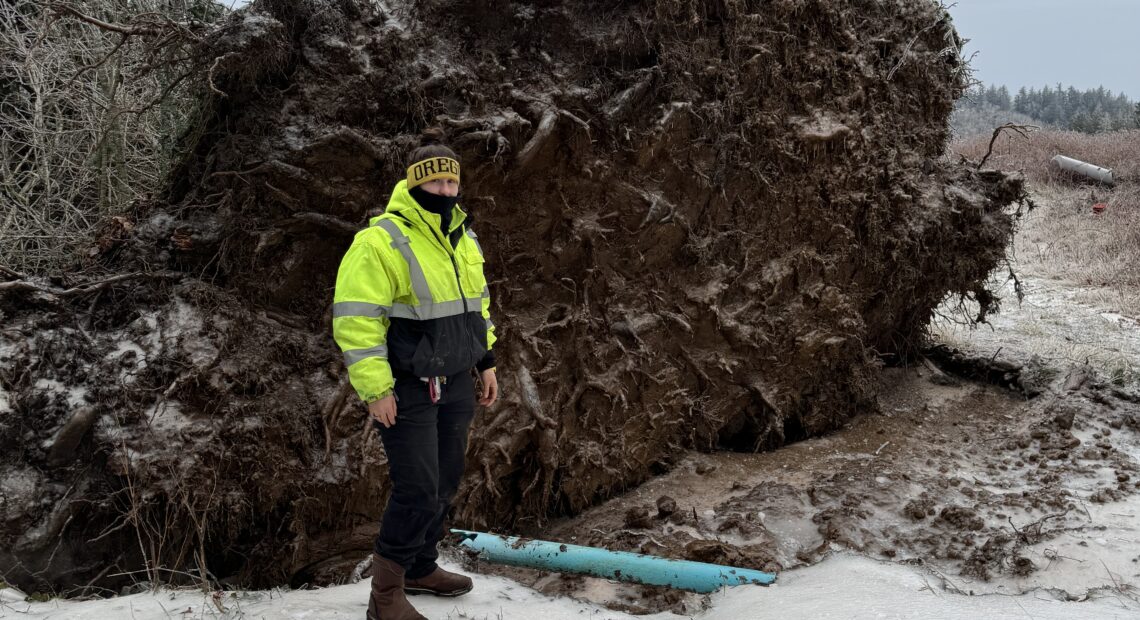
[314,446,350,484]
[107,340,149,384]
[282,125,308,151]
[130,311,161,348]
[103,311,162,386]
[110,340,147,359]
[166,298,219,367]
[33,378,88,408]
[0,468,41,501]
[0,468,42,521]
[143,402,194,435]
[0,335,17,414]
[374,0,409,32]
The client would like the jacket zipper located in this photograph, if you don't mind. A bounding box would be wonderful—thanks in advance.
[415,211,469,315]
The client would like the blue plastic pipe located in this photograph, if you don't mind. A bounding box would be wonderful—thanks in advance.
[450,529,776,593]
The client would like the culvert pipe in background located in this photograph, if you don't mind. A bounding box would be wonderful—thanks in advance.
[451,529,776,593]
[1052,155,1115,185]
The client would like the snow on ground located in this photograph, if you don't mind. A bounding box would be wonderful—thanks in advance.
[31,379,88,410]
[0,333,11,413]
[933,275,1140,385]
[2,554,1135,620]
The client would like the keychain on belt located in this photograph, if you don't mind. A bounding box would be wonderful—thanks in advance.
[422,376,445,403]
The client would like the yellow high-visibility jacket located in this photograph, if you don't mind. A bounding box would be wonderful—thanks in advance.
[332,180,496,402]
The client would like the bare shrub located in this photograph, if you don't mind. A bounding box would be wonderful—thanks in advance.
[0,0,223,274]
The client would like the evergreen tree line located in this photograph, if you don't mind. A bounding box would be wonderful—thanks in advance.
[958,83,1138,133]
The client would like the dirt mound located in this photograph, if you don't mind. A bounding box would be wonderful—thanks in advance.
[0,0,1026,593]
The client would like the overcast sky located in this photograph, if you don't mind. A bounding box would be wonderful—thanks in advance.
[946,0,1138,99]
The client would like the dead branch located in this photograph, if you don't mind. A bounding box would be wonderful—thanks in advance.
[224,160,343,199]
[976,123,1038,170]
[0,271,182,298]
[50,3,198,39]
[1008,510,1069,545]
[515,108,558,172]
[207,52,237,98]
[280,212,361,236]
[119,68,196,116]
[919,355,950,381]
[51,3,160,36]
[0,265,27,280]
[1005,259,1025,304]
[321,379,355,458]
[66,34,127,85]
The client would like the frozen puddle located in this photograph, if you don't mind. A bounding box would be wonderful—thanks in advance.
[3,554,1135,619]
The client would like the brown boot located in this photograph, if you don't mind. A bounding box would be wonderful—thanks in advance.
[367,554,427,620]
[404,566,473,597]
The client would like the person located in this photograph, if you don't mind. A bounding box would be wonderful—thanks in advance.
[332,131,498,620]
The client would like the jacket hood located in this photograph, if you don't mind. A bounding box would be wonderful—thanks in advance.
[371,180,467,234]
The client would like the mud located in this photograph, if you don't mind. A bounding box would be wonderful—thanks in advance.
[483,364,1139,613]
[0,0,1026,594]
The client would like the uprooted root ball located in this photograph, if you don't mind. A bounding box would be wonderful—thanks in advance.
[0,0,1025,593]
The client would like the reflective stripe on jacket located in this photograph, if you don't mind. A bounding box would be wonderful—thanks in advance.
[332,180,496,402]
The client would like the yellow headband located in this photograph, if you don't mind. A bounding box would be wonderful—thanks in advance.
[407,157,460,189]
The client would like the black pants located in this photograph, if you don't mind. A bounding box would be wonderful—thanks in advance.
[374,369,476,579]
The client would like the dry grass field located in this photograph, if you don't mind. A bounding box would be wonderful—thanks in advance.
[936,129,1140,385]
[952,128,1140,183]
[952,129,1140,299]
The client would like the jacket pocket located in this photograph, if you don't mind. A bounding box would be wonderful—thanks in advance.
[461,250,486,298]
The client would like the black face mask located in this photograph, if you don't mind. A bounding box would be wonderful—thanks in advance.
[409,185,458,216]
